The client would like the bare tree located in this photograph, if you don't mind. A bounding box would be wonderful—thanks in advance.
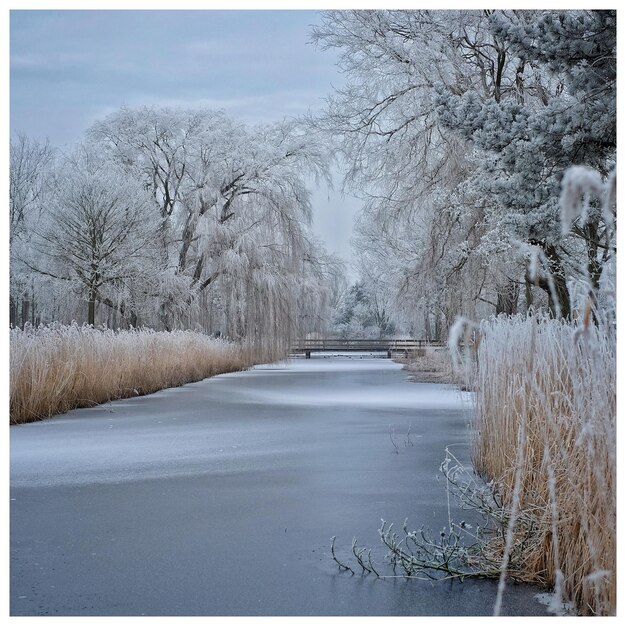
[27,145,158,326]
[9,133,55,326]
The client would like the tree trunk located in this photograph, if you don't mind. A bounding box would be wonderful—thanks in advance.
[495,280,520,316]
[551,271,571,320]
[88,292,96,326]
[10,295,18,327]
[100,296,138,329]
[525,275,534,314]
[433,312,442,343]
[423,310,432,341]
[544,244,571,319]
[21,295,30,328]
[528,242,571,320]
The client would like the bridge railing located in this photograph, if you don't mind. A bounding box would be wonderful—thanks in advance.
[290,338,444,356]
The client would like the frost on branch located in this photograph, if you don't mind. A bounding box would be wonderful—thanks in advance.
[559,166,611,236]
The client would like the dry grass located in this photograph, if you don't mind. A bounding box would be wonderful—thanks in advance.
[401,346,463,386]
[471,314,616,616]
[9,323,267,424]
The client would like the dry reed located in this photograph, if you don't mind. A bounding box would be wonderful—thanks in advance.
[403,346,462,386]
[472,314,615,616]
[9,323,268,425]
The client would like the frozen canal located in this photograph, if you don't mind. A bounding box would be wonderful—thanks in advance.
[10,356,549,616]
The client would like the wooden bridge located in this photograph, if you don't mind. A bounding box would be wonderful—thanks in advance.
[290,338,444,358]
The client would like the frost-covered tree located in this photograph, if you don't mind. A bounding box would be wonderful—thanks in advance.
[88,106,340,346]
[435,10,616,318]
[332,281,396,338]
[313,9,616,328]
[9,134,55,326]
[10,133,54,241]
[311,10,534,335]
[25,145,158,326]
[11,106,344,354]
[87,107,234,326]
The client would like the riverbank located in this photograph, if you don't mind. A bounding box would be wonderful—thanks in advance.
[398,318,616,616]
[397,346,462,386]
[472,315,615,616]
[9,324,267,425]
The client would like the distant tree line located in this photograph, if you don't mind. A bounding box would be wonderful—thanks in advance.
[331,281,396,339]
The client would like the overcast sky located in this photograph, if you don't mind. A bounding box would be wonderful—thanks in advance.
[9,9,361,270]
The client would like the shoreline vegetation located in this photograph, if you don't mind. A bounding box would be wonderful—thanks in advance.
[9,323,273,426]
[470,315,615,616]
[399,347,461,386]
[400,314,615,616]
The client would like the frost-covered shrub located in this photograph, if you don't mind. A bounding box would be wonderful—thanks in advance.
[472,314,615,615]
[9,323,258,424]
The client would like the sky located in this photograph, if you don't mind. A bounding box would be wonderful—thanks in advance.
[9,8,361,271]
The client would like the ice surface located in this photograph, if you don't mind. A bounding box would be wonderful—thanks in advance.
[10,357,471,488]
[10,356,549,617]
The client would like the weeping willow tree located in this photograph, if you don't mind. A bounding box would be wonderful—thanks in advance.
[12,106,344,355]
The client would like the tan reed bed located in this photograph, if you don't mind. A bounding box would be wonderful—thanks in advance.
[9,324,265,425]
[471,314,615,616]
[402,346,462,385]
